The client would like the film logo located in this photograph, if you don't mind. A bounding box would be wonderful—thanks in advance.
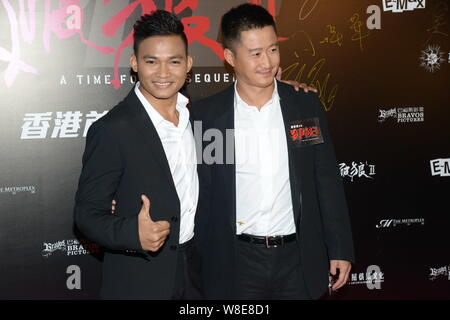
[289,118,324,147]
[42,239,100,258]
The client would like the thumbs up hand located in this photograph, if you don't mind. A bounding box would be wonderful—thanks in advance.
[138,194,170,252]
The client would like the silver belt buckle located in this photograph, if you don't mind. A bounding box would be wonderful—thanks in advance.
[265,236,278,248]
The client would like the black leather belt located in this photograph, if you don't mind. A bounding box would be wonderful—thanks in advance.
[237,233,297,248]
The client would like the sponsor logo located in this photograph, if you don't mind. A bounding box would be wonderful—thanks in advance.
[376,218,425,228]
[430,158,450,177]
[349,265,385,289]
[0,186,36,195]
[378,107,424,123]
[429,265,450,281]
[383,0,426,13]
[20,111,108,139]
[420,45,447,73]
[41,239,100,258]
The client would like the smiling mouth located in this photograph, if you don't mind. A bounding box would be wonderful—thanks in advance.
[258,70,273,75]
[153,82,172,88]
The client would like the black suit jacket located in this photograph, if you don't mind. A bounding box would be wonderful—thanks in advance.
[192,81,355,300]
[73,89,182,299]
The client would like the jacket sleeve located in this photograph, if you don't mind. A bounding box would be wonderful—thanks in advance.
[73,120,143,253]
[312,97,355,263]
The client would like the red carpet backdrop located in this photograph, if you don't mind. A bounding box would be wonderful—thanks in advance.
[0,0,449,299]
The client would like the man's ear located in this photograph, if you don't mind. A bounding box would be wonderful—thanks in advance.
[224,48,235,68]
[130,54,138,73]
[187,55,193,73]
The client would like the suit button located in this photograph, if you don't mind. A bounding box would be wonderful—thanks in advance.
[171,216,178,222]
[170,245,177,251]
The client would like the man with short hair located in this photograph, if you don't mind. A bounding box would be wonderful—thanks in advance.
[74,10,201,299]
[193,4,354,300]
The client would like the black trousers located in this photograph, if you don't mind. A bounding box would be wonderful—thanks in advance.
[172,238,203,300]
[235,237,311,300]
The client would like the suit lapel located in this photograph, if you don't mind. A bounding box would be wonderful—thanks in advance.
[125,90,178,196]
[213,84,237,231]
[277,81,303,223]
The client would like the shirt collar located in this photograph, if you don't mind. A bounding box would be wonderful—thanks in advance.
[234,78,280,110]
[134,81,189,128]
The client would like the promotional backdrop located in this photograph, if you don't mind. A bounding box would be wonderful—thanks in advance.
[1,0,449,299]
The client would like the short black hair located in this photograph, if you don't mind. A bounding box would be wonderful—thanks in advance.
[133,10,188,55]
[220,3,277,51]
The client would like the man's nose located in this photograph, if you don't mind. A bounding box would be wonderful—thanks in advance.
[260,52,272,69]
[157,63,170,78]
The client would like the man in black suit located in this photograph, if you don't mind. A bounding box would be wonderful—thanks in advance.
[193,4,354,300]
[73,11,202,299]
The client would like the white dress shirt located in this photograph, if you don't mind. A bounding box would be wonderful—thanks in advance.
[234,80,296,236]
[134,82,199,244]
